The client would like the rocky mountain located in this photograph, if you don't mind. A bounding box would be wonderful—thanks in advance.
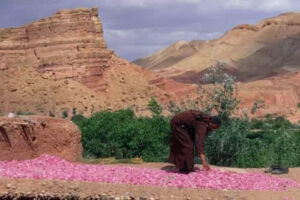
[0,8,190,117]
[134,40,205,70]
[134,12,300,82]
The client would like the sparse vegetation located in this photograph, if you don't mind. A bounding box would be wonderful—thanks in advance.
[62,110,68,118]
[148,97,162,117]
[298,102,300,108]
[72,108,77,116]
[16,111,35,115]
[251,99,265,114]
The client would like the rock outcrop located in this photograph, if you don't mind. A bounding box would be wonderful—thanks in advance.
[0,116,82,161]
[0,8,175,116]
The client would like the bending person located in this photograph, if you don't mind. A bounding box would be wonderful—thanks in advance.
[168,110,221,173]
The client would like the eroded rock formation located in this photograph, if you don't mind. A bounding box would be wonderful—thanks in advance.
[0,8,174,116]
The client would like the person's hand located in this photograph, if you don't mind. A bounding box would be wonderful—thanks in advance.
[199,153,211,171]
[202,163,211,171]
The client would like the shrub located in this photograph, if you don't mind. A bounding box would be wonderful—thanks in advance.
[72,108,77,116]
[205,118,251,167]
[71,114,86,127]
[73,109,171,162]
[166,62,240,120]
[251,99,265,114]
[148,97,162,117]
[206,117,300,167]
[201,62,240,120]
[62,110,68,118]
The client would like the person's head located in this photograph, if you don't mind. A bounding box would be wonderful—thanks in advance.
[208,115,221,131]
[195,112,221,131]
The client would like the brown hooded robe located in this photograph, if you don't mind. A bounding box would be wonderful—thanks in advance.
[168,110,210,172]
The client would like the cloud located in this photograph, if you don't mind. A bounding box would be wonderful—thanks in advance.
[225,0,292,11]
[100,0,203,7]
[225,0,252,9]
[259,0,291,11]
[0,0,299,60]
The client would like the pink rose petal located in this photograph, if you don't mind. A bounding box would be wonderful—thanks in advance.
[0,154,299,191]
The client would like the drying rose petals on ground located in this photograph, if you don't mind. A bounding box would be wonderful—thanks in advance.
[0,155,299,191]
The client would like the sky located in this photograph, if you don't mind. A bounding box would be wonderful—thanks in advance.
[0,0,299,61]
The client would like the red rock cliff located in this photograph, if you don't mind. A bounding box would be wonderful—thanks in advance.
[0,8,176,116]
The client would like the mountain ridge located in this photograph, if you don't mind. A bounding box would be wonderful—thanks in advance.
[133,12,300,82]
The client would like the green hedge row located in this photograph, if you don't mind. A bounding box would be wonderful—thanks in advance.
[72,109,170,162]
[72,110,300,167]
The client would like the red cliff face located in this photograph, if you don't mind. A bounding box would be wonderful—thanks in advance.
[1,8,109,91]
[0,8,176,116]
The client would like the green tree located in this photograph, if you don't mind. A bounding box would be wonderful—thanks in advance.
[148,97,162,117]
[201,62,240,120]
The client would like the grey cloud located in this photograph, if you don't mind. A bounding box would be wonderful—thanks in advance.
[0,0,299,61]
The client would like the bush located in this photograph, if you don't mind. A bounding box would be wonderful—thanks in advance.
[148,97,162,117]
[72,109,171,162]
[71,114,86,127]
[201,62,240,120]
[62,110,68,118]
[206,117,300,167]
[72,108,77,116]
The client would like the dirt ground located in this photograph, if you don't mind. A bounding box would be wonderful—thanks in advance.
[0,162,299,200]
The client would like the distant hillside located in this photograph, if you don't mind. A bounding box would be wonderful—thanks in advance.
[133,12,300,82]
[133,40,205,70]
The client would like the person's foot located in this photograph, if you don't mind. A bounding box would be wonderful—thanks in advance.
[179,168,194,174]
